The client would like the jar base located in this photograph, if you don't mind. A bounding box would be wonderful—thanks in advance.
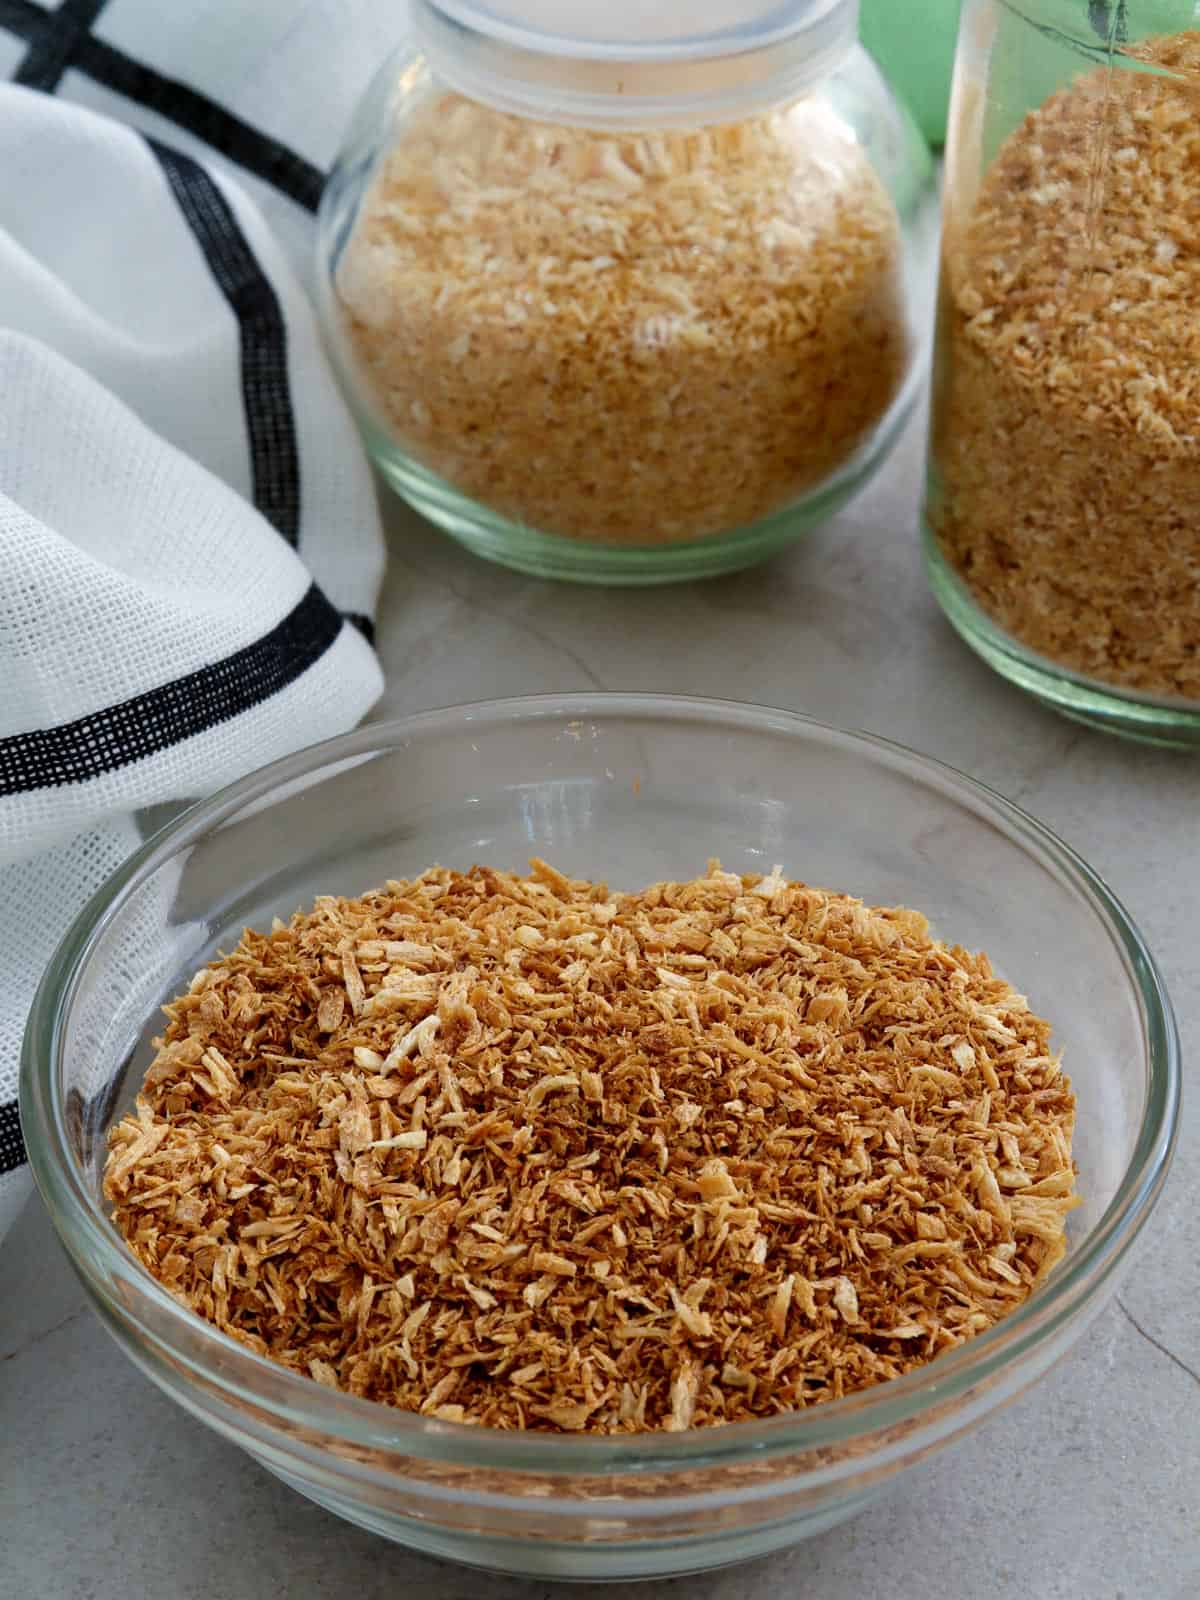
[923,525,1200,750]
[372,405,914,586]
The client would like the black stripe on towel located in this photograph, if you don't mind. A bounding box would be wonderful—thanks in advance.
[11,0,108,91]
[0,1098,23,1177]
[0,0,325,211]
[150,138,301,546]
[0,583,344,797]
[343,613,375,646]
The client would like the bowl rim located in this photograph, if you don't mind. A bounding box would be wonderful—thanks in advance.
[20,692,1181,1475]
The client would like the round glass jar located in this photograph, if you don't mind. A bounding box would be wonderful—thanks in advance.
[317,1,936,584]
[924,1,1200,746]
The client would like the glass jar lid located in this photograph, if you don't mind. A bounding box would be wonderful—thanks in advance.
[431,1,852,58]
[413,0,859,125]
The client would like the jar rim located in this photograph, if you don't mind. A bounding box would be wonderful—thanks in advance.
[427,0,855,62]
[411,0,860,126]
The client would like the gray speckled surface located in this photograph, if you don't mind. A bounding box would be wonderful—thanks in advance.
[3,418,1197,1599]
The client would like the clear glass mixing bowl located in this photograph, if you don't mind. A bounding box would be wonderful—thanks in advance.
[21,696,1179,1580]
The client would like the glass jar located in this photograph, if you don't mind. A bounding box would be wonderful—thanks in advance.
[925,1,1200,745]
[318,1,936,584]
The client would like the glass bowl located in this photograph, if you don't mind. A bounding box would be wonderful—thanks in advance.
[20,695,1179,1581]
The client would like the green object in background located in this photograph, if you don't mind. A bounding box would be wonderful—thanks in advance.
[976,2,1200,168]
[864,3,1200,154]
[860,0,962,146]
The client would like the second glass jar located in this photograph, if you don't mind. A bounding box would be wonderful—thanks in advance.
[925,0,1200,745]
[318,1,935,584]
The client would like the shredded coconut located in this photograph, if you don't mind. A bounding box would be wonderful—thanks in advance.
[106,861,1076,1433]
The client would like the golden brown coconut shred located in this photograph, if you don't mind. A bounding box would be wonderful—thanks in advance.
[105,863,1076,1433]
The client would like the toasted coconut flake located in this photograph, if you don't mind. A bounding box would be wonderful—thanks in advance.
[526,1073,579,1107]
[341,948,366,1015]
[666,1365,697,1432]
[530,1250,577,1277]
[950,1039,975,1074]
[369,1130,428,1151]
[670,1287,714,1341]
[770,1274,795,1339]
[316,985,345,1036]
[381,1014,439,1073]
[697,1159,740,1203]
[833,1277,861,1325]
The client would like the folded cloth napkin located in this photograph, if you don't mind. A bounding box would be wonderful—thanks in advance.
[0,1,401,1241]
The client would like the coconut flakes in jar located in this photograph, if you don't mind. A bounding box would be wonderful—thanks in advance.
[334,93,909,546]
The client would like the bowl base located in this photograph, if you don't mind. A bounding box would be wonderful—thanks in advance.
[265,1460,884,1581]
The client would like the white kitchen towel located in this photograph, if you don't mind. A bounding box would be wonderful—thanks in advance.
[0,1,409,277]
[0,1,408,1241]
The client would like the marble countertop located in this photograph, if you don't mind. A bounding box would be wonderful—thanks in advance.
[3,417,1197,1600]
